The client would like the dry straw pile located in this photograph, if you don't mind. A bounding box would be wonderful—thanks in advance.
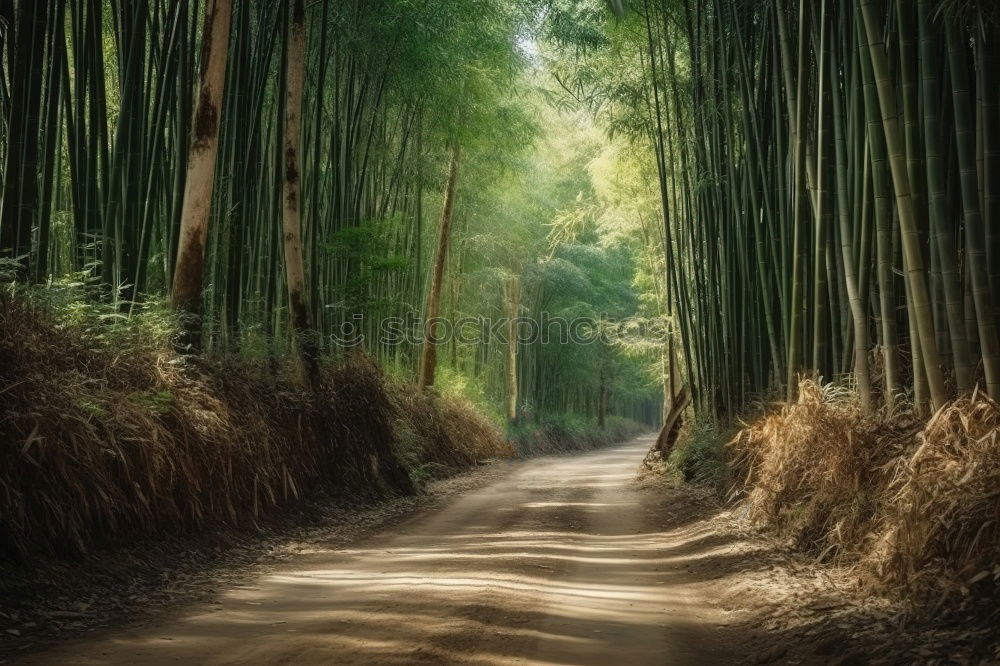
[0,293,510,560]
[732,379,1000,604]
[868,390,1000,604]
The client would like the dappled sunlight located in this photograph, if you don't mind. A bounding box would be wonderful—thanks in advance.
[520,502,626,508]
[24,439,744,665]
[6,0,996,661]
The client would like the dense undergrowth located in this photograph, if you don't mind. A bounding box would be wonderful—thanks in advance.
[664,413,732,489]
[725,380,1000,608]
[0,287,648,562]
[0,290,515,560]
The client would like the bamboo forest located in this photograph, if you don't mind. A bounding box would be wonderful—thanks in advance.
[2,0,1000,663]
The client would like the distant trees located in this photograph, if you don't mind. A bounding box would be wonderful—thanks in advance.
[0,0,661,419]
[0,0,672,428]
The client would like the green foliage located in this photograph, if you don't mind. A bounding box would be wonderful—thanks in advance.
[0,258,23,283]
[129,390,175,416]
[669,415,730,489]
[2,0,665,441]
[432,366,503,422]
[390,419,440,486]
[75,398,108,421]
[326,220,411,315]
[6,278,177,352]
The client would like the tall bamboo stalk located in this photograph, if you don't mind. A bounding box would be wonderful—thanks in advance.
[418,144,460,389]
[171,0,232,351]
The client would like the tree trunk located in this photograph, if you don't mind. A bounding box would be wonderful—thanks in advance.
[504,275,520,422]
[418,144,460,389]
[655,384,690,459]
[170,0,232,351]
[783,0,811,400]
[597,359,609,431]
[281,0,319,385]
[829,35,872,412]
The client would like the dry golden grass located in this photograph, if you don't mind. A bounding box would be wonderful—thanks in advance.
[731,379,1000,605]
[730,380,915,559]
[388,385,514,481]
[866,389,1000,605]
[0,293,509,559]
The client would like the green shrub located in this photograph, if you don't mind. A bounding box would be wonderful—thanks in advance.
[669,414,729,488]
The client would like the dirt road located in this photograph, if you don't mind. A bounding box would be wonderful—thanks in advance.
[19,436,751,664]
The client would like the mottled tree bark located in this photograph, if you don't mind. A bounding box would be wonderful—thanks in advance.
[170,0,232,351]
[281,0,319,384]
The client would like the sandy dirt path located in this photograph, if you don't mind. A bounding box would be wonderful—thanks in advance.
[17,436,748,665]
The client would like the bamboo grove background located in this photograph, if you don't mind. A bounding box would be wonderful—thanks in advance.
[0,0,665,428]
[548,0,1000,417]
[8,0,994,428]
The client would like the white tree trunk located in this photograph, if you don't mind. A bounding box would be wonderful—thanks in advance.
[171,0,232,350]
